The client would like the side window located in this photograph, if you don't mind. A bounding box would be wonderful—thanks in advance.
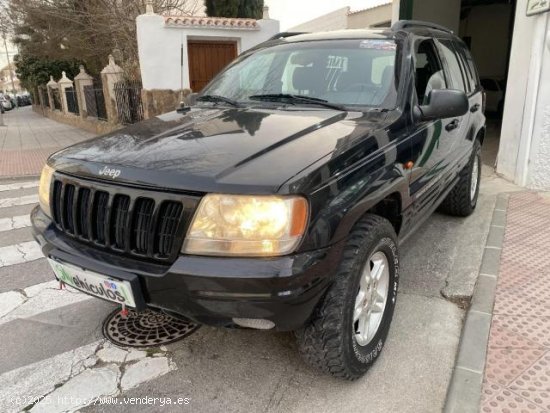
[438,40,466,92]
[455,44,477,93]
[414,39,446,104]
[459,45,480,92]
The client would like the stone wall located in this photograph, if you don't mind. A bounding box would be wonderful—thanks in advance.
[141,89,191,119]
[33,105,122,135]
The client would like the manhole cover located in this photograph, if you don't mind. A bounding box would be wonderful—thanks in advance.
[102,308,199,348]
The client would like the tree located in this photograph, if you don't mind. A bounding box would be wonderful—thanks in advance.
[238,0,263,19]
[14,54,82,91]
[6,0,204,82]
[206,0,264,19]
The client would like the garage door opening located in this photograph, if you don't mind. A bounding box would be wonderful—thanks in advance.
[459,0,516,169]
[401,0,517,169]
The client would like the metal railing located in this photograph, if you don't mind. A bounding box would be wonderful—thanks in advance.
[83,82,107,120]
[51,88,62,111]
[114,80,144,124]
[39,86,49,108]
[65,87,79,115]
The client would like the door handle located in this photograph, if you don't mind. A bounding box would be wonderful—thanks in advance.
[445,119,460,131]
[470,103,480,113]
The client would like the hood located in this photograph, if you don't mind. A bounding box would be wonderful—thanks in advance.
[50,107,390,194]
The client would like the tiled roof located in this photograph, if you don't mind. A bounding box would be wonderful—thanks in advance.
[164,16,259,30]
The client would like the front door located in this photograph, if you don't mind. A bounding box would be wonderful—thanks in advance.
[408,38,452,216]
[188,41,238,92]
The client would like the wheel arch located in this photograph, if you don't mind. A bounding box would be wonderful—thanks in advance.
[476,125,486,146]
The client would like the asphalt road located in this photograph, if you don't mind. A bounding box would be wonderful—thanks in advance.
[0,165,517,413]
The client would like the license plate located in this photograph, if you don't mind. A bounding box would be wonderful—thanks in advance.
[48,259,136,307]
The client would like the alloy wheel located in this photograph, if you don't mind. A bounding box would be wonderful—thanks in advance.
[353,251,390,346]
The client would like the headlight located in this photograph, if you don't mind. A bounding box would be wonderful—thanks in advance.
[38,164,55,217]
[182,194,308,257]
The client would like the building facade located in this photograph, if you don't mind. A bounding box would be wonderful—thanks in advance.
[393,0,550,190]
[289,2,393,32]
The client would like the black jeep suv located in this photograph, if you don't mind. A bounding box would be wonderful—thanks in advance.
[32,21,485,379]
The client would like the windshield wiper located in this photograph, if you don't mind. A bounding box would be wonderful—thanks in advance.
[196,94,240,107]
[248,94,346,111]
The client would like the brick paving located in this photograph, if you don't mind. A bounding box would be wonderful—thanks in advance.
[482,192,550,413]
[0,107,95,177]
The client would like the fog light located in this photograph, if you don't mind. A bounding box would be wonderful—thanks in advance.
[232,318,275,330]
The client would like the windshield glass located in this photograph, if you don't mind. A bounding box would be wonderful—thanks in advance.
[201,39,399,109]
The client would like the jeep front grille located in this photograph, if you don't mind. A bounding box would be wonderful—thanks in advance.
[50,175,199,262]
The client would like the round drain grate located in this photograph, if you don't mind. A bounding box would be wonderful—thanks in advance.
[102,308,199,348]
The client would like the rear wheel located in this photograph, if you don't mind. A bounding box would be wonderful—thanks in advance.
[438,140,481,217]
[296,215,399,380]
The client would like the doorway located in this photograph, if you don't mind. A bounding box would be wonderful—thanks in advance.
[459,0,516,168]
[401,0,517,169]
[187,40,238,92]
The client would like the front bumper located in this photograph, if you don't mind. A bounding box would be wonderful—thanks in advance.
[31,207,344,331]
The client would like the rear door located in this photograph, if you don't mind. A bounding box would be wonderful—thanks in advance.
[456,42,485,136]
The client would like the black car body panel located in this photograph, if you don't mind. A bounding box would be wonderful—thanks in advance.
[32,24,486,331]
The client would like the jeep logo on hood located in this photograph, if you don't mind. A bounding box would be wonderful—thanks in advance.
[98,166,121,179]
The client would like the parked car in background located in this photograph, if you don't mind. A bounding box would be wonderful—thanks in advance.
[0,94,13,111]
[480,77,505,115]
[16,93,32,106]
[32,20,485,380]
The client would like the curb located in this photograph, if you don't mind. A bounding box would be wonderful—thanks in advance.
[0,175,41,181]
[443,193,509,413]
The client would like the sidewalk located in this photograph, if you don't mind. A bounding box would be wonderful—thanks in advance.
[0,107,95,177]
[481,192,550,412]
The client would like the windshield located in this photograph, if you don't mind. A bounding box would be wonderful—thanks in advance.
[201,39,399,109]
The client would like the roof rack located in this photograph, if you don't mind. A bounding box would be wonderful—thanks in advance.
[268,32,309,41]
[391,20,453,34]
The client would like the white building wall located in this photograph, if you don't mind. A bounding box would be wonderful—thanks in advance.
[497,0,550,189]
[136,13,279,91]
[289,7,350,32]
[347,3,393,29]
[525,14,550,189]
[411,0,461,33]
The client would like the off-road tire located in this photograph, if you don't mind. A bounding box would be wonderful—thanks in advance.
[438,140,482,217]
[295,214,399,380]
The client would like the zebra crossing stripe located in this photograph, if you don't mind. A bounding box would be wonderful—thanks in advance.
[0,194,39,209]
[0,241,43,268]
[0,181,39,192]
[0,280,92,325]
[0,215,31,232]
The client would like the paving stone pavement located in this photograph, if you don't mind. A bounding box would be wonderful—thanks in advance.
[481,192,550,413]
[0,107,95,177]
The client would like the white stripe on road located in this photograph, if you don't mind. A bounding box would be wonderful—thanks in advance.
[0,340,174,413]
[0,180,39,192]
[0,215,31,232]
[0,341,102,413]
[0,241,43,267]
[0,280,92,325]
[0,194,39,208]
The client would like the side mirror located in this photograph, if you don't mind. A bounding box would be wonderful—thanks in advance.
[414,89,469,121]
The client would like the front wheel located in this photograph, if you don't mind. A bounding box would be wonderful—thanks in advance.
[296,215,399,380]
[439,140,481,217]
